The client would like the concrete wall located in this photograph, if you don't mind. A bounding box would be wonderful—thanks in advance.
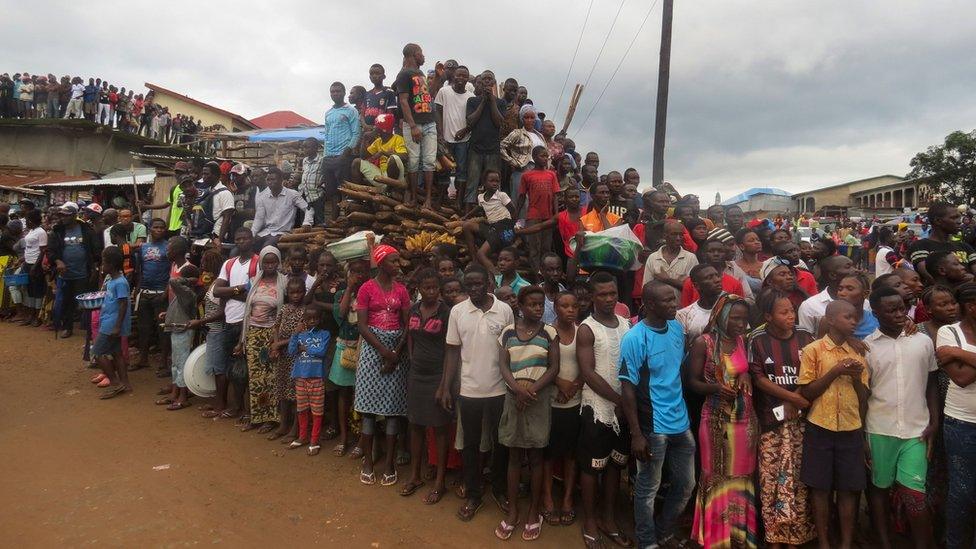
[151,91,246,132]
[0,124,149,176]
[792,175,906,214]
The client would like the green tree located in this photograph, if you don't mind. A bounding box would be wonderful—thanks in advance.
[908,130,976,204]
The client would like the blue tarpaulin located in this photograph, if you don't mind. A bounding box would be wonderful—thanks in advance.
[245,126,325,143]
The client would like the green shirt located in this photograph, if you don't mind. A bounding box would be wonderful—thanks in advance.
[167,185,183,231]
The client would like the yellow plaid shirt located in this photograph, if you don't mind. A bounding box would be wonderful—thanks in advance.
[798,337,870,432]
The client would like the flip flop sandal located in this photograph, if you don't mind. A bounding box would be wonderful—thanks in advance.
[522,515,543,541]
[543,509,560,526]
[97,378,112,388]
[198,404,214,411]
[240,422,258,432]
[560,509,577,526]
[453,483,466,499]
[288,440,306,449]
[219,409,238,419]
[307,445,321,456]
[257,423,276,434]
[597,527,633,548]
[235,414,251,427]
[399,480,425,497]
[423,488,445,505]
[201,409,222,419]
[155,397,174,405]
[333,443,347,457]
[348,446,364,459]
[280,435,297,445]
[322,427,338,440]
[90,373,106,383]
[99,385,127,400]
[455,500,483,522]
[494,520,516,541]
[360,470,376,485]
[380,471,398,486]
[166,401,190,411]
[582,533,606,549]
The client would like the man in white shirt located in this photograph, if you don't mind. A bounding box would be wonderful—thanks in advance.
[251,166,312,248]
[798,255,858,335]
[439,265,514,522]
[434,65,475,200]
[643,220,698,294]
[676,264,722,342]
[211,228,259,418]
[863,287,938,549]
[874,226,898,276]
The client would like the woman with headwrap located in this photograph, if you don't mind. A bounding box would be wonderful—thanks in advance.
[759,258,809,315]
[354,244,411,486]
[237,246,288,433]
[500,103,547,204]
[687,293,759,548]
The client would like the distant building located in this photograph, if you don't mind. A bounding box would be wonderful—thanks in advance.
[145,83,258,133]
[250,111,317,129]
[722,187,793,215]
[791,174,933,217]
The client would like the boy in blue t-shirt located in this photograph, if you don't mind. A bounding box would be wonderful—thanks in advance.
[618,281,696,549]
[95,246,132,400]
[287,306,331,456]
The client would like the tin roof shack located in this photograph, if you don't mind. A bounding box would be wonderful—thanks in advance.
[27,168,157,210]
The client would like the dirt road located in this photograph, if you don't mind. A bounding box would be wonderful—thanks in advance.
[0,324,583,547]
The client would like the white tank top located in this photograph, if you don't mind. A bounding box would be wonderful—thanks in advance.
[554,327,581,409]
[580,314,630,432]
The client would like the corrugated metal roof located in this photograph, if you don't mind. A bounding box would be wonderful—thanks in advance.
[26,170,156,188]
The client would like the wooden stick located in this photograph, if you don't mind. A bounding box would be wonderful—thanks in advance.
[562,84,584,134]
[130,164,142,216]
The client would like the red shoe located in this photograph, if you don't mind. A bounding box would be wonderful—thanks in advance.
[96,377,112,388]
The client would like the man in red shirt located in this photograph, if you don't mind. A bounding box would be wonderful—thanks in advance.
[680,238,745,307]
[515,146,560,273]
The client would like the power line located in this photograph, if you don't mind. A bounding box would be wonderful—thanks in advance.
[553,0,595,119]
[575,0,659,137]
[580,0,628,91]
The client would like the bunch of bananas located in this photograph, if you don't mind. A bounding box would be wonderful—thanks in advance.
[405,231,456,252]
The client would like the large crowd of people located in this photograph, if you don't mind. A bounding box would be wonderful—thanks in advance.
[0,72,222,151]
[3,42,976,549]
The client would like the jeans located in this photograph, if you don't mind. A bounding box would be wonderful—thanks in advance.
[944,416,976,549]
[170,329,195,388]
[458,394,508,502]
[322,154,350,200]
[47,97,59,118]
[447,141,470,183]
[634,429,697,548]
[401,121,437,173]
[465,151,501,204]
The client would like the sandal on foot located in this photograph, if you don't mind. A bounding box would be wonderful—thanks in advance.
[583,533,606,549]
[560,508,577,526]
[96,377,112,388]
[201,409,222,418]
[257,423,276,434]
[543,509,560,526]
[155,397,173,405]
[348,446,364,459]
[399,480,424,497]
[307,445,321,456]
[495,520,516,541]
[287,440,306,449]
[423,487,445,505]
[166,401,190,411]
[522,516,543,541]
[360,470,376,485]
[90,373,106,384]
[332,443,347,457]
[240,422,258,432]
[597,527,633,548]
[381,471,398,486]
[267,431,286,441]
[99,385,127,400]
[455,499,483,522]
[322,426,338,441]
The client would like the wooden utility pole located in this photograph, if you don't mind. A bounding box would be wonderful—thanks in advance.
[651,0,673,187]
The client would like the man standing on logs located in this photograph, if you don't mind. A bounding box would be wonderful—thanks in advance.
[395,43,438,209]
[322,82,361,223]
[251,167,313,249]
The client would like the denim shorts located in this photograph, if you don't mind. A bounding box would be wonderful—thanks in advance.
[402,121,437,173]
[206,328,228,375]
[92,333,121,358]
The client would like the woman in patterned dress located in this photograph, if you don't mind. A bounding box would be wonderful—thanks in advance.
[688,293,760,548]
[748,289,816,548]
[354,245,410,486]
[237,246,288,433]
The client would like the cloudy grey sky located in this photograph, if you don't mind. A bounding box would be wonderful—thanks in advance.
[4,0,974,200]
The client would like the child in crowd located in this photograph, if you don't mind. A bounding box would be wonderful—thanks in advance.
[436,257,458,281]
[495,286,519,318]
[329,258,369,457]
[495,286,559,541]
[540,253,566,325]
[798,299,870,549]
[834,273,879,340]
[160,244,198,411]
[514,147,560,273]
[270,277,309,441]
[494,246,530,295]
[441,278,465,306]
[190,249,227,418]
[285,245,314,294]
[351,113,407,192]
[306,250,342,439]
[92,246,132,400]
[462,170,516,271]
[287,305,331,456]
[542,292,582,526]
